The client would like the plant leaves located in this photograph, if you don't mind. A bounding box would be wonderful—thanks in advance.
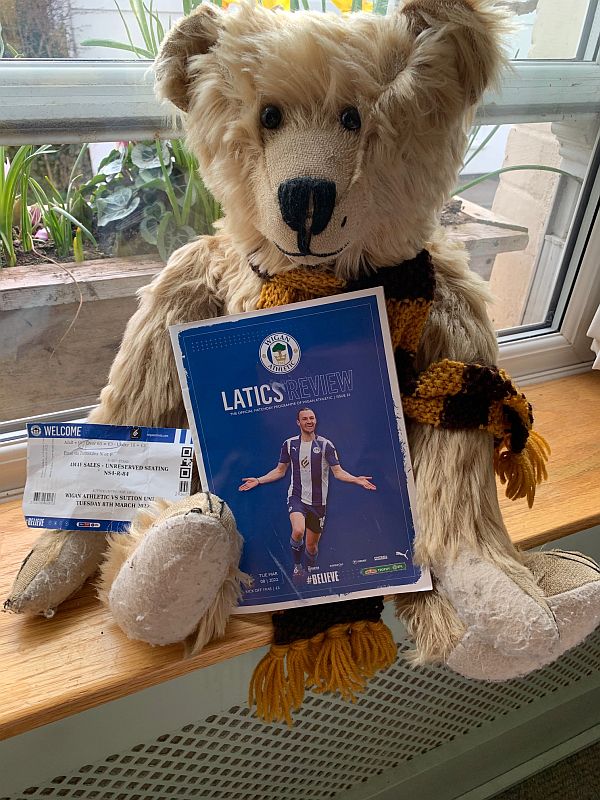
[99,154,125,176]
[134,176,168,192]
[156,213,195,262]
[140,215,160,245]
[79,38,155,59]
[131,141,170,170]
[95,186,140,226]
[146,200,166,220]
[136,164,172,187]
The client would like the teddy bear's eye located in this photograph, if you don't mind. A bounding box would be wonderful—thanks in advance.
[340,106,361,131]
[260,105,283,130]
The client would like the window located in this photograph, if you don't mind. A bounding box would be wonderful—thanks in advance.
[1,0,600,495]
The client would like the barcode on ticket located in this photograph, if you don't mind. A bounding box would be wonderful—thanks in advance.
[33,491,56,504]
[179,480,190,494]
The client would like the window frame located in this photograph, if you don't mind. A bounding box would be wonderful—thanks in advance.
[1,59,600,138]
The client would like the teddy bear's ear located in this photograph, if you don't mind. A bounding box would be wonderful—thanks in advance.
[399,0,508,107]
[154,3,223,112]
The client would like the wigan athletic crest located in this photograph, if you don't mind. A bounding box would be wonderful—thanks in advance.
[259,332,301,374]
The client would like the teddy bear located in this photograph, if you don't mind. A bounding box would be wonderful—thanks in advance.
[6,0,600,722]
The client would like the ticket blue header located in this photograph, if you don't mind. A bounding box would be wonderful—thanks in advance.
[27,422,192,445]
[24,515,131,533]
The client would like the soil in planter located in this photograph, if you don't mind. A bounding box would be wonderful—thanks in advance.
[440,198,472,226]
[6,241,107,268]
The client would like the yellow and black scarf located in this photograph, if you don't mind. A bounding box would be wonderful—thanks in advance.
[249,249,550,723]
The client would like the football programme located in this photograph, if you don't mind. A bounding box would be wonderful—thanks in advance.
[171,289,431,612]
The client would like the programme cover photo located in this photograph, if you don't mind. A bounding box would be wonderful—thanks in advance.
[170,288,431,612]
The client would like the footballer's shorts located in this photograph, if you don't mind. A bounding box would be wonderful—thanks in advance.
[287,496,327,535]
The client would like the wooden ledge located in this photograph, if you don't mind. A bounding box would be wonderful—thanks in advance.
[498,371,600,547]
[0,256,163,312]
[0,371,598,741]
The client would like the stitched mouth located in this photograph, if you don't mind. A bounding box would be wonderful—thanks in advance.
[274,242,350,259]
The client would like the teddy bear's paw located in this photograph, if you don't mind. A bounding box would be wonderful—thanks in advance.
[4,530,108,617]
[101,492,246,651]
[441,550,600,681]
[435,549,559,657]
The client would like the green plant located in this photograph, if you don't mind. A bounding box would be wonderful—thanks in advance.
[0,19,21,57]
[84,139,219,262]
[29,145,97,260]
[0,145,53,267]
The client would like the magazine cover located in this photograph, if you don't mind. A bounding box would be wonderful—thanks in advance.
[170,288,431,612]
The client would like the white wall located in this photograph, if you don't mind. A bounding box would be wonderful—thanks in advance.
[69,1,185,59]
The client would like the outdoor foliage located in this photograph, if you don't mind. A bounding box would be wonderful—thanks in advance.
[455,123,580,195]
[85,139,220,262]
[0,0,72,58]
[80,0,388,58]
[0,145,52,267]
[0,145,96,268]
[28,145,97,260]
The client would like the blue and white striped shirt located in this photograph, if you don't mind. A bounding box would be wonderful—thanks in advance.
[279,435,340,506]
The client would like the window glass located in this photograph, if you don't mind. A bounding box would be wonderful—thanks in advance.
[0,0,598,61]
[1,0,600,431]
[0,118,595,426]
[457,120,594,331]
[0,138,217,425]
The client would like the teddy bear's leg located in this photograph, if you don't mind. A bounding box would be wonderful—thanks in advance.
[433,548,559,656]
[398,422,600,678]
[395,548,561,668]
[396,425,562,671]
[524,550,600,653]
[99,492,247,653]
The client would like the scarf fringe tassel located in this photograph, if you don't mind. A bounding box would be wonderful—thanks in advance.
[248,619,397,724]
[494,429,551,508]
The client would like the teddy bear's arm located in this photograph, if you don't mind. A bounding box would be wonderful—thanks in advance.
[409,242,527,565]
[89,236,223,427]
[397,240,553,663]
[5,236,225,617]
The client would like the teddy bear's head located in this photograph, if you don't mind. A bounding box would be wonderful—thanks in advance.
[155,1,506,276]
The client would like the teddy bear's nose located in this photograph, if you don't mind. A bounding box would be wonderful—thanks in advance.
[278,177,336,255]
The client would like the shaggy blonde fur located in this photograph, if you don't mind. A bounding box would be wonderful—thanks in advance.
[13,0,599,676]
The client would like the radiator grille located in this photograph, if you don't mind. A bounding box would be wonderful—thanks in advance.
[4,630,599,800]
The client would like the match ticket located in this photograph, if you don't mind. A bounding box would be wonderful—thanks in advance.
[171,288,431,613]
[23,423,194,532]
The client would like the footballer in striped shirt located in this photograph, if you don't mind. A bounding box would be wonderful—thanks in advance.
[239,407,376,581]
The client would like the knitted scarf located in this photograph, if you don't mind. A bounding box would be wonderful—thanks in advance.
[249,249,550,724]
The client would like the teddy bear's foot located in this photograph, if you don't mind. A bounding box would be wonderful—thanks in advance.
[98,492,247,654]
[434,548,560,656]
[445,549,600,681]
[4,530,108,617]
